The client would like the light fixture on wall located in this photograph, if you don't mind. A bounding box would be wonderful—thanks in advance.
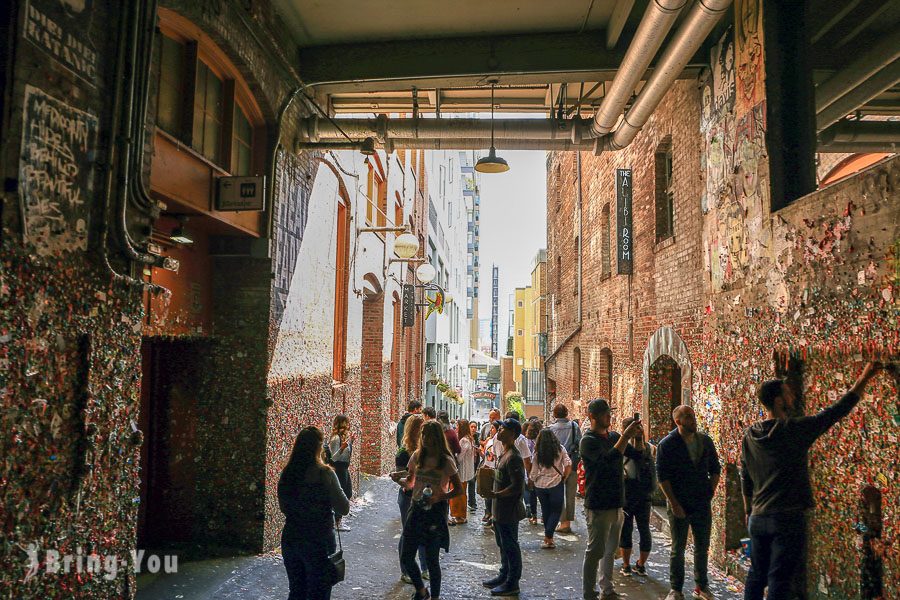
[169,216,194,245]
[475,84,510,174]
[416,263,436,284]
[394,232,419,259]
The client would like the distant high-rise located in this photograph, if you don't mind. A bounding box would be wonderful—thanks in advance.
[491,265,499,359]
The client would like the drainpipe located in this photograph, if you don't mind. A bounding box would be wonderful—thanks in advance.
[602,0,732,152]
[590,0,688,137]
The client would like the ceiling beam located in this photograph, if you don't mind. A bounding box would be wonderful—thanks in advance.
[298,31,631,92]
[607,0,636,49]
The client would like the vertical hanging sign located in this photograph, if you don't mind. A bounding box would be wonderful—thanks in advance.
[616,168,633,274]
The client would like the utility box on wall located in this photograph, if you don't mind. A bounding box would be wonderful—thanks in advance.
[216,176,266,211]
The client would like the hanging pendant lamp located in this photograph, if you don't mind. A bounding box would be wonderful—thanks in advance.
[475,85,510,173]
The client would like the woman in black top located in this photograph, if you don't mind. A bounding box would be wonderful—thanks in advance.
[393,414,427,583]
[278,426,350,600]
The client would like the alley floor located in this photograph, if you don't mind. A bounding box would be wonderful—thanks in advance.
[136,477,744,600]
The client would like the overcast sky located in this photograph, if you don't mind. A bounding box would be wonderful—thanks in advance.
[477,150,548,353]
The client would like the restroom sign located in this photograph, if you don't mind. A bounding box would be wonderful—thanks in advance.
[216,176,266,211]
[616,168,633,274]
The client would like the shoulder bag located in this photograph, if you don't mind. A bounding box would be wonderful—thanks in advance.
[328,526,345,584]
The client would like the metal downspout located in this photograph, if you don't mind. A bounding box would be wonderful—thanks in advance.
[603,0,732,152]
[590,0,688,137]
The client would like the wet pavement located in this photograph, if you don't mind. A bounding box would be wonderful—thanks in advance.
[137,476,743,599]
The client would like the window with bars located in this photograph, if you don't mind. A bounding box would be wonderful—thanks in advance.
[192,62,223,164]
[655,139,675,242]
[231,106,253,176]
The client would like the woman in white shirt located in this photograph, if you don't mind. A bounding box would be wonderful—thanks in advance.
[449,419,475,524]
[529,429,572,549]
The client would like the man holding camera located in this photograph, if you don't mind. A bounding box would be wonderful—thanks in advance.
[581,399,644,600]
[657,405,721,600]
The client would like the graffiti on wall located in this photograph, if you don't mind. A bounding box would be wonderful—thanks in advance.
[734,0,764,116]
[18,86,98,257]
[24,0,99,83]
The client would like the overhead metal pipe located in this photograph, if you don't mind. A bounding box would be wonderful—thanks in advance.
[590,0,688,137]
[816,59,900,131]
[602,0,732,152]
[819,120,900,144]
[297,137,597,152]
[303,116,593,142]
[817,141,899,153]
[815,30,900,114]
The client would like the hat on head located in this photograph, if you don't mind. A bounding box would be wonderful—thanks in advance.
[494,418,522,438]
[587,398,613,416]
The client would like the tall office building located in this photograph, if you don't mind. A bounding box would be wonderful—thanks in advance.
[491,265,499,359]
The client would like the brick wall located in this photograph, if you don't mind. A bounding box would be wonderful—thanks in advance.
[546,80,704,429]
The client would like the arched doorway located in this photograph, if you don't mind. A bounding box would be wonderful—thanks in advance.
[642,326,692,444]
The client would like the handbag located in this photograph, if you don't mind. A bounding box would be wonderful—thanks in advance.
[328,526,345,584]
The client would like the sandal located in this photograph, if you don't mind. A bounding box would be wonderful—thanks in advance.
[448,517,458,526]
[541,540,556,549]
[555,525,572,534]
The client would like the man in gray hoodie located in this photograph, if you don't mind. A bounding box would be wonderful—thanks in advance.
[741,361,882,600]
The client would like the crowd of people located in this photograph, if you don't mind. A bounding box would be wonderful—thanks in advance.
[275,362,885,600]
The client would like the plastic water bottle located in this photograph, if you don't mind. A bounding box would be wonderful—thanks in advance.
[421,485,433,511]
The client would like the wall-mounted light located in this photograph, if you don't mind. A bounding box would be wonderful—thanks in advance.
[394,232,419,259]
[169,216,194,245]
[416,263,436,284]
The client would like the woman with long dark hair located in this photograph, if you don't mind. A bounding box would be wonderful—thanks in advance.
[449,418,474,525]
[392,415,428,583]
[398,420,464,600]
[278,426,350,600]
[530,428,572,549]
[328,414,353,531]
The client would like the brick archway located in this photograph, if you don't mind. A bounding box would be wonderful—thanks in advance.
[641,326,692,439]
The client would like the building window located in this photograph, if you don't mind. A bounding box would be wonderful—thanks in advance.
[518,329,524,336]
[155,19,263,176]
[333,193,351,382]
[601,203,611,277]
[192,61,224,164]
[156,35,186,136]
[231,105,253,176]
[365,161,387,227]
[655,138,674,242]
[517,300,523,308]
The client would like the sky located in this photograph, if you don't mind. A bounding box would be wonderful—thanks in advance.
[476,150,548,353]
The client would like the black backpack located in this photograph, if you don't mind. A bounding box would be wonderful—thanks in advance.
[565,422,580,465]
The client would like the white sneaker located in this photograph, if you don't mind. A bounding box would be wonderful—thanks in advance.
[665,592,685,600]
[693,588,714,600]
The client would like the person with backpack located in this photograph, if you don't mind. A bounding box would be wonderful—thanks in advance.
[618,416,656,577]
[547,403,581,534]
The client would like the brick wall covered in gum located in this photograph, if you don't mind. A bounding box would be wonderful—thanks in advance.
[546,76,899,600]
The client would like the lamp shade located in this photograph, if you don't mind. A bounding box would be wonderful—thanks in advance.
[394,232,419,259]
[415,263,436,284]
[474,147,510,173]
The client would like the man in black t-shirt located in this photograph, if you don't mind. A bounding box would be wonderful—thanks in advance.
[481,418,525,597]
[396,400,422,446]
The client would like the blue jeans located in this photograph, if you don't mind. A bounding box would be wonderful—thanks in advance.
[744,511,806,600]
[468,476,478,508]
[524,487,538,518]
[282,535,336,600]
[534,482,565,538]
[493,521,522,585]
[668,508,712,592]
[397,491,427,575]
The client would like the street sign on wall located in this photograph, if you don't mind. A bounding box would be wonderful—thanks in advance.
[216,176,266,211]
[616,168,633,274]
[402,284,415,327]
